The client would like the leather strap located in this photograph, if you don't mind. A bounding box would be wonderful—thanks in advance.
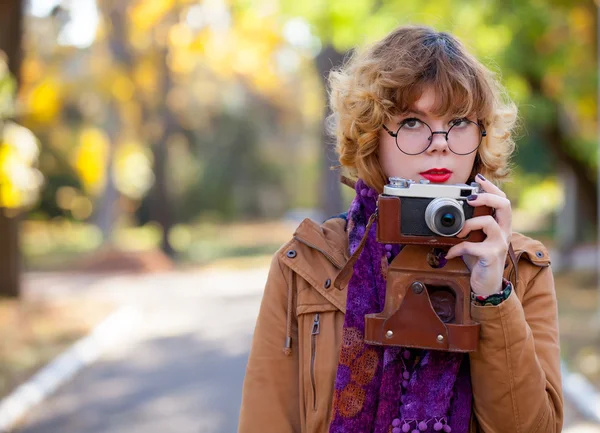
[340,175,357,190]
[507,243,518,288]
[334,212,377,290]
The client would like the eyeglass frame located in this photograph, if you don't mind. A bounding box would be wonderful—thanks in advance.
[382,118,487,156]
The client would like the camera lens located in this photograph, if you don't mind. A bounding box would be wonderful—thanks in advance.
[425,198,465,237]
[441,213,455,227]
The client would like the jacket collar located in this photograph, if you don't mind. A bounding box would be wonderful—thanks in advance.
[292,217,349,269]
[279,217,349,313]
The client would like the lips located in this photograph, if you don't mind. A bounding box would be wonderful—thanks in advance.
[419,168,452,183]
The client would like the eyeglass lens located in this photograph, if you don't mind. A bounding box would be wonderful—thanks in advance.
[395,119,482,155]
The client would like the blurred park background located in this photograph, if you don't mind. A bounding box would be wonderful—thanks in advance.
[0,0,599,432]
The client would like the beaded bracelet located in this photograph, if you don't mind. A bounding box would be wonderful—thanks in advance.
[471,279,513,307]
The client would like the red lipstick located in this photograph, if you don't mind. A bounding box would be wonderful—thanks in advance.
[419,168,452,183]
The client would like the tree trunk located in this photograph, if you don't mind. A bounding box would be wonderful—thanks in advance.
[0,0,23,298]
[526,76,598,233]
[146,20,178,257]
[315,45,346,218]
[555,163,578,271]
[542,115,597,231]
[93,1,127,241]
[94,104,120,240]
[98,0,175,255]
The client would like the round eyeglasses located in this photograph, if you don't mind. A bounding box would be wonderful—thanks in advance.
[382,118,487,156]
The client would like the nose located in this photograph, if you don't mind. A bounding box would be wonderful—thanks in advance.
[426,131,449,154]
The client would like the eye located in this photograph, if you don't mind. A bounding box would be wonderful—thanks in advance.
[400,117,424,129]
[450,118,469,128]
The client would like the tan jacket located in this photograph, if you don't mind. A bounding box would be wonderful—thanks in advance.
[239,217,563,433]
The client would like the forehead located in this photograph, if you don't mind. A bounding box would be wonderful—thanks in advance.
[397,84,473,119]
[410,87,437,114]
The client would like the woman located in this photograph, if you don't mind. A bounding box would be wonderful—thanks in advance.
[238,25,562,433]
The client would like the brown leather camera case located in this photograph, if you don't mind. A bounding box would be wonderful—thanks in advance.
[364,244,481,352]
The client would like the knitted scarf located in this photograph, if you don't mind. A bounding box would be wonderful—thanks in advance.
[328,179,472,433]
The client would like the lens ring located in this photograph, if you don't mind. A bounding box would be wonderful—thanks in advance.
[446,120,482,155]
[395,121,433,155]
[425,198,465,237]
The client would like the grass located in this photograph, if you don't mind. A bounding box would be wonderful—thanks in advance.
[0,296,114,399]
[21,219,297,271]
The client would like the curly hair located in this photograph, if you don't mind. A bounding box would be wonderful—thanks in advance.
[328,25,517,192]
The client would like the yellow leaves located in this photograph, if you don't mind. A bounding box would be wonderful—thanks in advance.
[73,127,109,195]
[542,69,564,99]
[251,66,280,94]
[191,80,219,107]
[201,10,284,94]
[166,87,189,113]
[577,95,596,120]
[133,59,158,94]
[169,23,194,48]
[48,125,72,153]
[27,78,61,124]
[569,6,594,42]
[129,0,176,33]
[21,58,44,86]
[471,25,513,57]
[520,177,563,214]
[0,122,43,210]
[113,140,154,200]
[3,123,40,165]
[168,50,197,75]
[188,32,207,54]
[119,101,143,129]
[0,145,22,208]
[56,186,94,220]
[327,0,377,49]
[89,45,113,75]
[203,32,235,80]
[505,74,531,102]
[111,74,135,103]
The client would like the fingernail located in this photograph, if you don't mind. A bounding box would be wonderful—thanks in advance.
[476,173,486,181]
[467,194,477,201]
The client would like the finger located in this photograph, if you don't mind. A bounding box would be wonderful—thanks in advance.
[464,194,512,232]
[475,173,506,198]
[466,192,510,210]
[446,238,509,264]
[456,215,503,239]
[445,241,489,261]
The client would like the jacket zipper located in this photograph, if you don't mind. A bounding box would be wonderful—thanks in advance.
[310,313,320,411]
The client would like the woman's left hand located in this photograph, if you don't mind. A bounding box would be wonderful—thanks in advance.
[445,174,512,297]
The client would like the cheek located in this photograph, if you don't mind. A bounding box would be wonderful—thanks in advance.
[454,154,478,182]
[378,141,411,178]
[378,139,398,173]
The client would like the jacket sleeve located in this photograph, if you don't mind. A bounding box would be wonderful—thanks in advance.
[238,251,301,433]
[469,262,563,433]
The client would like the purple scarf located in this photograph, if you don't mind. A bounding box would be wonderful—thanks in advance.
[329,179,472,433]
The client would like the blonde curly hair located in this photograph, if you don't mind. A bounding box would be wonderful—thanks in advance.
[328,25,517,192]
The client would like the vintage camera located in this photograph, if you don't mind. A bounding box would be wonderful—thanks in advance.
[377,177,492,246]
[363,177,492,351]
